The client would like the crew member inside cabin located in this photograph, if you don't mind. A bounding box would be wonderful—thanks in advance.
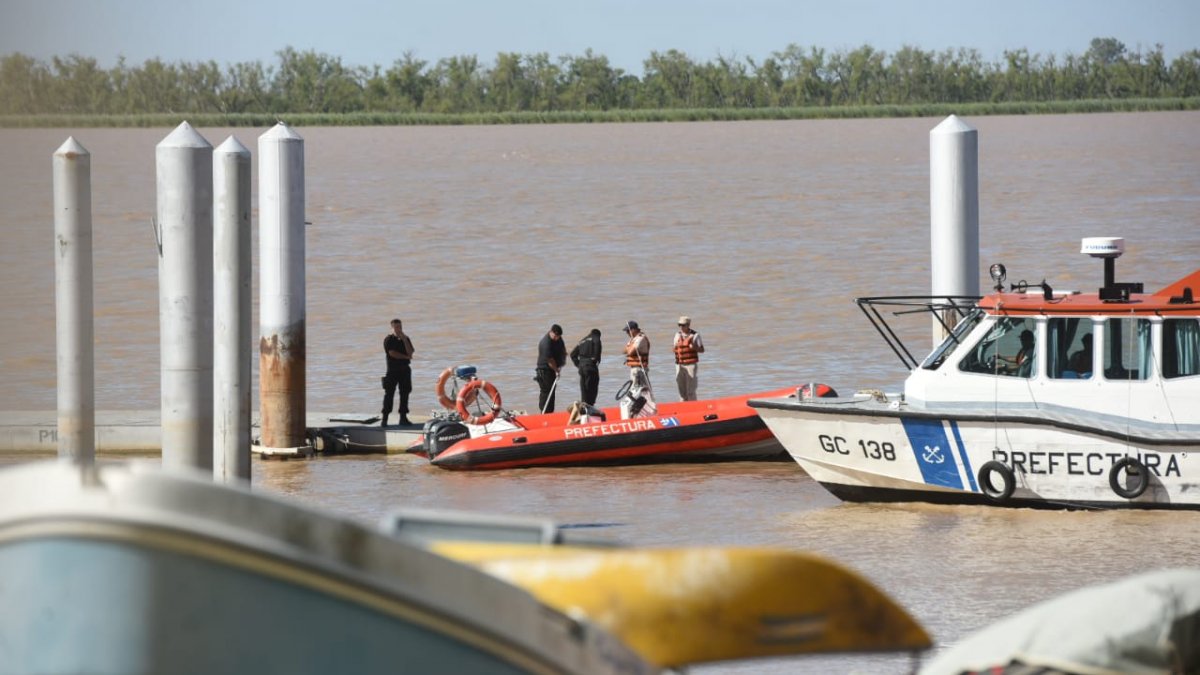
[1067,334,1094,376]
[536,324,566,413]
[672,316,705,401]
[569,328,603,406]
[622,320,650,385]
[381,318,415,427]
[999,329,1035,376]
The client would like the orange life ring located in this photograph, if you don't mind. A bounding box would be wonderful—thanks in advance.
[435,368,457,410]
[438,367,479,409]
[456,379,503,425]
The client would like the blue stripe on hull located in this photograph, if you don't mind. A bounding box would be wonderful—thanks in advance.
[948,421,978,492]
[900,418,963,490]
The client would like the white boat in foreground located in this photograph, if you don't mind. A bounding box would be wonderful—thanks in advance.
[920,568,1200,674]
[750,238,1200,510]
[0,460,930,673]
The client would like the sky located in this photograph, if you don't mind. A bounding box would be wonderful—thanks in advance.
[2,0,1198,75]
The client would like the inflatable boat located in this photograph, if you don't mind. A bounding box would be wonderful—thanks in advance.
[411,383,833,471]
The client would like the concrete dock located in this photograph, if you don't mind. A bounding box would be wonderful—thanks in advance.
[0,410,427,457]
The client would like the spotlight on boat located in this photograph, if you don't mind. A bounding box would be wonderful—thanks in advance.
[1082,237,1143,302]
[988,263,1007,292]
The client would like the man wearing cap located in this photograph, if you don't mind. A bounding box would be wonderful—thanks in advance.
[536,324,567,413]
[569,328,603,406]
[672,316,705,401]
[622,320,650,386]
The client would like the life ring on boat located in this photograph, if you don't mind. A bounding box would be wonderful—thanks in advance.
[977,461,1016,503]
[1109,456,1148,499]
[797,383,838,399]
[436,368,457,410]
[456,379,503,425]
[437,367,478,410]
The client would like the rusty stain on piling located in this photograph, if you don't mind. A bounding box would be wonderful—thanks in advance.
[259,322,306,450]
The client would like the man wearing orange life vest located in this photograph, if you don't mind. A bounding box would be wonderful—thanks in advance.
[622,320,650,387]
[672,316,705,401]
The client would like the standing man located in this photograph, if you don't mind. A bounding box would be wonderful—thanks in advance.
[382,318,415,427]
[672,315,705,401]
[569,328,603,406]
[622,320,650,387]
[536,324,566,413]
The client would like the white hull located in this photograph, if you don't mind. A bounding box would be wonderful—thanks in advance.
[753,397,1200,510]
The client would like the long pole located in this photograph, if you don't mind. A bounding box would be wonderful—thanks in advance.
[157,121,214,470]
[930,114,979,348]
[258,123,307,453]
[213,136,252,482]
[53,137,95,465]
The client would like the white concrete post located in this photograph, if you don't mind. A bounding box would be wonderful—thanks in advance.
[53,137,95,464]
[258,123,307,454]
[213,136,252,482]
[156,121,214,470]
[930,115,979,347]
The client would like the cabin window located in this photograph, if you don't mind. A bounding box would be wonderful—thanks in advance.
[1163,318,1200,379]
[921,308,984,370]
[1103,317,1150,381]
[958,317,1037,378]
[1048,318,1094,379]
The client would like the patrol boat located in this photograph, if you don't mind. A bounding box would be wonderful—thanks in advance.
[749,238,1200,510]
[414,373,833,470]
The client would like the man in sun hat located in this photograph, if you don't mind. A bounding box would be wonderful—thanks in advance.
[672,316,705,400]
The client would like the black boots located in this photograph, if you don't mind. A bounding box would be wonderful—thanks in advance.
[399,415,412,426]
[381,414,389,427]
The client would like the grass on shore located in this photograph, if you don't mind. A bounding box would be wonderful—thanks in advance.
[2,97,1197,128]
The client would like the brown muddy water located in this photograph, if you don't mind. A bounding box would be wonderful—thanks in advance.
[2,113,1199,672]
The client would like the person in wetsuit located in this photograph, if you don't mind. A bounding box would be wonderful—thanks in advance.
[570,328,603,406]
[381,318,415,426]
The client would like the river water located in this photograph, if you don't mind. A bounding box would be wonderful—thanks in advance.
[2,113,1199,672]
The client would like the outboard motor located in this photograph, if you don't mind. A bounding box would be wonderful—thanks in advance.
[427,421,470,459]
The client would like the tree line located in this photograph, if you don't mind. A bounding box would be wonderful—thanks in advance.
[1,38,1198,117]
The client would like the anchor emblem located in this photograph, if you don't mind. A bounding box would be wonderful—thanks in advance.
[922,445,945,464]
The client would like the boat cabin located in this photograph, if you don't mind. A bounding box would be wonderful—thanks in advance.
[884,242,1200,426]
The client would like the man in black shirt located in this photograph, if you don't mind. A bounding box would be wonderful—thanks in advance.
[382,318,415,426]
[536,324,566,413]
[569,328,602,406]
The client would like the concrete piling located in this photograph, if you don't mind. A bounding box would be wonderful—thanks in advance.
[929,115,979,346]
[257,123,308,455]
[53,137,96,464]
[156,122,214,470]
[213,136,252,481]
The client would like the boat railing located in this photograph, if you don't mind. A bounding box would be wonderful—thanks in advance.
[855,295,981,370]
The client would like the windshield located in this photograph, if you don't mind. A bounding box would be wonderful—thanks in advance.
[921,308,984,370]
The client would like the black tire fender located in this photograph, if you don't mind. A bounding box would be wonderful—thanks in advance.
[1109,456,1149,499]
[977,461,1016,503]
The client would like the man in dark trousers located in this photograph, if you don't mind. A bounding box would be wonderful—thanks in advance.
[569,328,603,406]
[381,318,415,426]
[536,324,567,413]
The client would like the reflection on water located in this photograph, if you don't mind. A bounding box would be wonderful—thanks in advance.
[3,113,1199,673]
